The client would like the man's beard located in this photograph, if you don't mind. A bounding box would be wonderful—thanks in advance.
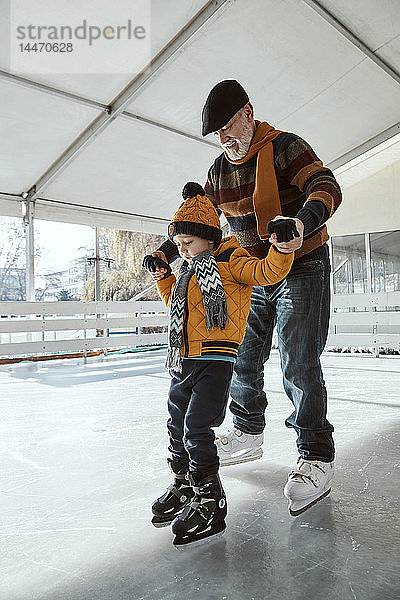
[223,121,254,160]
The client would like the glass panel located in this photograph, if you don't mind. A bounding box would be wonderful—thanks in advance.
[331,234,367,294]
[85,228,165,302]
[0,216,26,301]
[81,229,167,337]
[35,220,95,301]
[370,231,400,293]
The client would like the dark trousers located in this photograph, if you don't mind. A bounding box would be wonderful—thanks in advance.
[229,244,335,462]
[168,359,234,474]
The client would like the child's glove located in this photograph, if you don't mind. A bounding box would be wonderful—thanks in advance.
[142,254,172,277]
[267,218,299,243]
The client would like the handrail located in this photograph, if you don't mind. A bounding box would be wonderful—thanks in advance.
[0,300,168,358]
[0,292,399,359]
[328,291,400,354]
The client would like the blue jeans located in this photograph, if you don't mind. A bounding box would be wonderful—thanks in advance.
[168,359,234,474]
[230,244,334,462]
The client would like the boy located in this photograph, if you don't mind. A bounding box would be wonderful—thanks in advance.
[143,182,294,547]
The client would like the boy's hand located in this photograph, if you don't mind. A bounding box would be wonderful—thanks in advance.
[267,216,304,253]
[150,270,167,282]
[142,252,171,280]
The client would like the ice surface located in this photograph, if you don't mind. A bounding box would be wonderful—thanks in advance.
[0,350,399,600]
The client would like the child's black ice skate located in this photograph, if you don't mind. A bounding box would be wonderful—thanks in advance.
[151,460,194,528]
[171,472,227,548]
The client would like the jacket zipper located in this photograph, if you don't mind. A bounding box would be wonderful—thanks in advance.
[182,273,193,357]
[183,298,189,357]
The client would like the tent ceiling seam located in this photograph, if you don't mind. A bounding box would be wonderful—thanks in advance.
[302,0,400,85]
[120,111,219,148]
[0,70,219,149]
[0,192,170,224]
[278,58,366,124]
[35,197,170,222]
[0,69,109,111]
[327,122,400,171]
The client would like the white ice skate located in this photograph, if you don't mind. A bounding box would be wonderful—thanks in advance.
[216,428,264,466]
[284,458,334,516]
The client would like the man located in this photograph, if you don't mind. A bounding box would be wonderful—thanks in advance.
[150,80,342,516]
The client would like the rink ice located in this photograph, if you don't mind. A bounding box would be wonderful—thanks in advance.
[0,349,399,600]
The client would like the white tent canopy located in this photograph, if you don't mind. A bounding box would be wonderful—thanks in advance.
[0,0,399,233]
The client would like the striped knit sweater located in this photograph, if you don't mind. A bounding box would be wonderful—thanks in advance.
[160,131,342,263]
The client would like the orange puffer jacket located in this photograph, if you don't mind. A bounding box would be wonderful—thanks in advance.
[157,236,293,360]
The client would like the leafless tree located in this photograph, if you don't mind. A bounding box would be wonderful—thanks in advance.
[83,230,165,301]
[0,217,26,300]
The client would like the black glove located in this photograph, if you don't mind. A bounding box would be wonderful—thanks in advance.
[267,218,300,243]
[142,255,172,277]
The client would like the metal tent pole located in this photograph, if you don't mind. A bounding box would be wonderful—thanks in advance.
[23,200,35,302]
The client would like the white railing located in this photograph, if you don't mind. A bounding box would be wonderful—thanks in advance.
[327,291,400,351]
[0,292,399,360]
[0,301,168,357]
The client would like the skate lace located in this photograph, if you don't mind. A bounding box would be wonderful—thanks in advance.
[216,428,241,445]
[288,460,326,486]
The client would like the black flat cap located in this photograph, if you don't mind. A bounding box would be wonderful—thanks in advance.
[202,80,249,136]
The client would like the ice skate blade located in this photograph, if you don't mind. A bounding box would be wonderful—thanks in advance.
[220,450,263,467]
[173,528,226,550]
[288,487,331,517]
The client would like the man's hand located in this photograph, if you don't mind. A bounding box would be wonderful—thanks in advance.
[268,216,304,253]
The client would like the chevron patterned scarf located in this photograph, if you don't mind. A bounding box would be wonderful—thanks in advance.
[165,249,228,372]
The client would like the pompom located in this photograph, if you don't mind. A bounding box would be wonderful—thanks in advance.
[182,182,205,200]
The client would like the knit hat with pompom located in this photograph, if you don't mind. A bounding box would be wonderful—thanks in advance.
[168,182,222,245]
